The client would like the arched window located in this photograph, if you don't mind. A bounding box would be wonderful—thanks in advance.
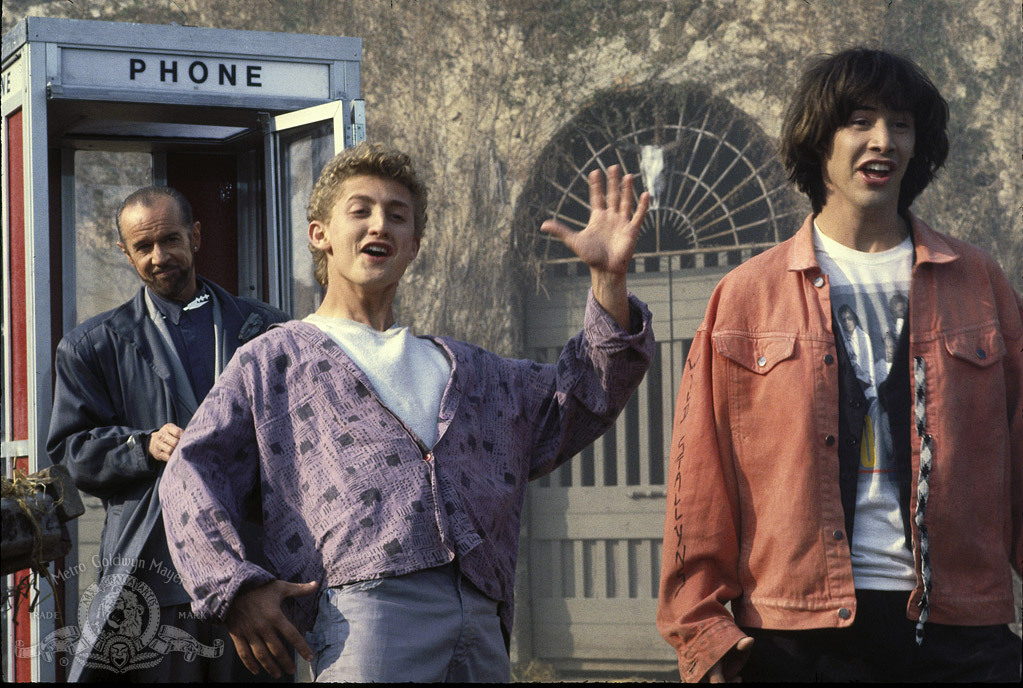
[521,83,803,275]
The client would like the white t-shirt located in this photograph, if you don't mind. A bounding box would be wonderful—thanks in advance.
[814,223,916,590]
[304,315,451,449]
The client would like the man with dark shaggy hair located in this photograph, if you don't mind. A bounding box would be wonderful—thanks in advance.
[658,48,1021,682]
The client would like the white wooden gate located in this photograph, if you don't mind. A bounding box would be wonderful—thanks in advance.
[524,259,734,673]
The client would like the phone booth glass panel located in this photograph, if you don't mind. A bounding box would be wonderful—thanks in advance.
[73,151,154,321]
[281,122,333,317]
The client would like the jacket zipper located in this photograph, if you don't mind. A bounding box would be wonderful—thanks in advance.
[374,402,452,554]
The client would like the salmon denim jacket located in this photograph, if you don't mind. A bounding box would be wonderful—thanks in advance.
[657,214,1023,682]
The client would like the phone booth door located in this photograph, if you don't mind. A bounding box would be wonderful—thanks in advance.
[1,17,362,681]
[264,99,359,316]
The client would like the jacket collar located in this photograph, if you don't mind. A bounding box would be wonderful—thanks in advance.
[107,277,244,338]
[104,277,248,421]
[284,320,464,451]
[786,211,959,273]
[102,288,189,421]
[786,214,820,274]
[907,213,959,266]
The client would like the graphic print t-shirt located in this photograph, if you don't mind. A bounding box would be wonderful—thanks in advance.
[814,223,915,590]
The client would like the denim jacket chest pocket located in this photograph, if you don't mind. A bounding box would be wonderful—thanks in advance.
[932,324,1010,453]
[713,332,808,465]
[714,333,797,375]
[942,325,1006,368]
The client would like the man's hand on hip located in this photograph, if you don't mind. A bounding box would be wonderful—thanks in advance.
[225,579,319,678]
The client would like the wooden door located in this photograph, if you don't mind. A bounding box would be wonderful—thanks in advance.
[167,152,239,294]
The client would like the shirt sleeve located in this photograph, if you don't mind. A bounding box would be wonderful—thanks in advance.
[524,289,654,480]
[158,364,275,623]
[46,335,160,500]
[656,325,748,682]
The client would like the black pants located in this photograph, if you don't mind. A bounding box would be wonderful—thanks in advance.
[741,590,1021,682]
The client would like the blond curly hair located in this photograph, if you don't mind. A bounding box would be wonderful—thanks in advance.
[307,142,428,287]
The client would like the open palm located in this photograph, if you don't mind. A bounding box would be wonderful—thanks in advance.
[541,165,650,275]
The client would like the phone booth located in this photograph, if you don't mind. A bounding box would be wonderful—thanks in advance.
[1,17,364,681]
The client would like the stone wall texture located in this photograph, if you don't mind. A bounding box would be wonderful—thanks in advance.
[4,0,1020,355]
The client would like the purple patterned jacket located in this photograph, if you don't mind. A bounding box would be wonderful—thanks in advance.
[159,291,653,637]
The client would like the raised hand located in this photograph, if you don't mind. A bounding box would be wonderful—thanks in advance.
[225,579,319,678]
[541,165,649,275]
[541,165,650,329]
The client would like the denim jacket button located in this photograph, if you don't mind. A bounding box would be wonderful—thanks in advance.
[813,276,825,288]
[838,607,851,619]
[824,354,834,365]
[976,348,986,360]
[832,530,844,540]
[825,435,835,446]
[757,356,767,367]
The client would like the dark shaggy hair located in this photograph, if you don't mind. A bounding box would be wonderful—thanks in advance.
[780,48,949,213]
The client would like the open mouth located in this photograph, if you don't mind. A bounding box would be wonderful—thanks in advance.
[361,242,393,258]
[859,161,896,181]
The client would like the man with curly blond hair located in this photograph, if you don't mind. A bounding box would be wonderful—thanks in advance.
[160,142,655,681]
[305,143,429,290]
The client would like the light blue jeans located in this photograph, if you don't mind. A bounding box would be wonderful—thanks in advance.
[306,563,510,682]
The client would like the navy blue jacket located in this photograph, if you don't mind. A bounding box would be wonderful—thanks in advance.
[46,278,287,680]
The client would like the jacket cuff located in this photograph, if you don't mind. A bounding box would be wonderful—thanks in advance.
[584,289,653,342]
[193,563,276,624]
[128,431,158,472]
[678,617,749,682]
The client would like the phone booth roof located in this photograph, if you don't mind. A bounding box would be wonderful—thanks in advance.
[3,16,361,113]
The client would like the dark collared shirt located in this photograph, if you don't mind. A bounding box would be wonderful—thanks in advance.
[147,285,215,401]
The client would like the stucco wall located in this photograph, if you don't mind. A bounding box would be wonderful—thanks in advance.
[4,0,1019,354]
